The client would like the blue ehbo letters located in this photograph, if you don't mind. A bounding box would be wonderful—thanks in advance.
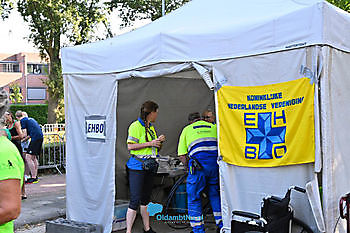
[87,123,105,133]
[244,111,286,160]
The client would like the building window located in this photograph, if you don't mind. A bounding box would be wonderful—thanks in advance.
[0,63,20,72]
[27,88,46,100]
[27,64,49,75]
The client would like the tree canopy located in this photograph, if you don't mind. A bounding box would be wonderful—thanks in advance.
[327,0,350,12]
[108,0,190,27]
[16,0,111,123]
[2,0,350,123]
[0,0,13,19]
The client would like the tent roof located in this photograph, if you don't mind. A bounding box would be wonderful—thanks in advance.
[61,0,350,74]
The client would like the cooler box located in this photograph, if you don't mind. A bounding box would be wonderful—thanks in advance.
[112,200,129,231]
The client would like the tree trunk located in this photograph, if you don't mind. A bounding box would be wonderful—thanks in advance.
[46,48,62,124]
[47,95,58,123]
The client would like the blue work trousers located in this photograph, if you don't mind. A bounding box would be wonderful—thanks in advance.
[187,164,223,233]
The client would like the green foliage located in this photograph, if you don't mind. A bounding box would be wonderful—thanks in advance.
[108,0,190,27]
[327,0,350,12]
[16,0,112,122]
[17,0,112,55]
[9,104,48,125]
[54,98,65,123]
[0,0,14,19]
[9,83,24,104]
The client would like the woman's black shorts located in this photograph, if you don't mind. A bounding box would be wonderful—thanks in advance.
[128,169,154,210]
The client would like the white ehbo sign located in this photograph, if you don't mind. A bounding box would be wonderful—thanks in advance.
[85,115,106,142]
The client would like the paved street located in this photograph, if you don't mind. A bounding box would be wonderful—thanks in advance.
[112,215,218,233]
[14,174,218,233]
[15,174,66,233]
[16,223,45,233]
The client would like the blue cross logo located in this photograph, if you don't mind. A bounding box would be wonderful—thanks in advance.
[245,112,286,159]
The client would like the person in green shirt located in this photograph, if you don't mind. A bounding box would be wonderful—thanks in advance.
[177,112,222,233]
[126,101,165,233]
[0,88,24,233]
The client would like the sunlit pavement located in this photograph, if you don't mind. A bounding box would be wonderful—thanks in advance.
[15,174,66,231]
[14,174,218,233]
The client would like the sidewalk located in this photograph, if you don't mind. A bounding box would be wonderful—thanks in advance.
[15,174,66,229]
[14,174,218,233]
[115,216,218,233]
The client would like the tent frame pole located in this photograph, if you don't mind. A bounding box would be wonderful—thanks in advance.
[162,0,165,16]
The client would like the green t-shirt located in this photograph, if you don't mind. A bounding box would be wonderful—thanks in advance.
[178,120,217,156]
[0,136,24,233]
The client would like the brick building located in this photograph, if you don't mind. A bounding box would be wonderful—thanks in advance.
[0,52,48,104]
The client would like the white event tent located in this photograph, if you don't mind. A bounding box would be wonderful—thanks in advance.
[61,0,350,232]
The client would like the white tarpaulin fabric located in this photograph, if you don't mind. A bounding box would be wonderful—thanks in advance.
[64,74,117,233]
[61,0,350,232]
[219,162,317,230]
[321,47,350,233]
[62,0,350,75]
[211,48,320,232]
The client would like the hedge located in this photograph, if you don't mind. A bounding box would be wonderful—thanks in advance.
[9,104,48,125]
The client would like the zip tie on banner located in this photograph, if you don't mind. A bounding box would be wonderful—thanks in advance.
[300,65,316,84]
[215,82,223,92]
[213,68,227,92]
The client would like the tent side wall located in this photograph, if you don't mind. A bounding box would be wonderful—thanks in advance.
[210,47,320,232]
[64,69,216,232]
[64,74,118,233]
[115,73,215,199]
[321,47,350,233]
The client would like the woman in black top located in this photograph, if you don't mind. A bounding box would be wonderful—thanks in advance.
[6,112,23,153]
[5,111,26,199]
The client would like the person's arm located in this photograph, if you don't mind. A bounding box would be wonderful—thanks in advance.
[12,121,24,141]
[127,139,161,151]
[177,127,189,166]
[21,129,29,142]
[0,179,21,224]
[157,134,166,151]
[127,122,162,151]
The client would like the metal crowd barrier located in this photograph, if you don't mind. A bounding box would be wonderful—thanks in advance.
[37,124,66,174]
[41,123,65,133]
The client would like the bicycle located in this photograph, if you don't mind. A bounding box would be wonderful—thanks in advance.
[230,186,314,233]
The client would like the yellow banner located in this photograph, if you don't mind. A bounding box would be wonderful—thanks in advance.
[218,78,315,167]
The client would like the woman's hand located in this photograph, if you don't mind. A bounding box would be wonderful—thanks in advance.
[149,139,162,148]
[158,135,166,142]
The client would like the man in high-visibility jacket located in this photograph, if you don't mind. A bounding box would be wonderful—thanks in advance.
[177,112,222,233]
